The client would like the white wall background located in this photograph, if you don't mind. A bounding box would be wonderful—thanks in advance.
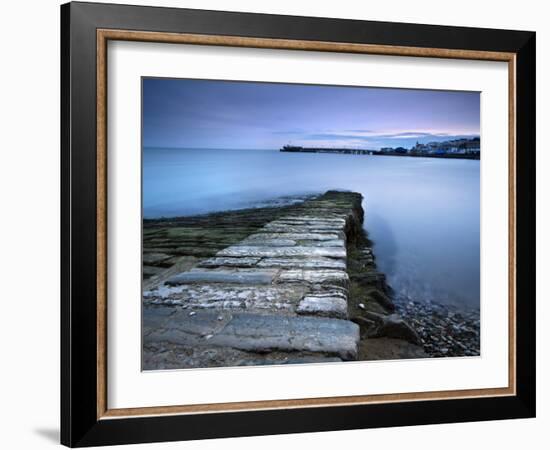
[0,0,546,448]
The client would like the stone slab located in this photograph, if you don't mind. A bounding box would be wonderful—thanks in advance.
[197,257,261,268]
[217,245,346,259]
[238,238,297,247]
[142,191,366,368]
[263,223,342,231]
[257,257,346,270]
[246,233,341,241]
[145,311,359,360]
[276,215,346,221]
[212,314,359,360]
[297,296,348,319]
[166,269,278,286]
[145,284,307,311]
[304,239,346,248]
[278,269,349,287]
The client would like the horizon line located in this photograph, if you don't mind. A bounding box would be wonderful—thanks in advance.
[143,135,481,152]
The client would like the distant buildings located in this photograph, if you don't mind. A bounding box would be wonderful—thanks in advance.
[380,137,480,158]
[280,137,480,160]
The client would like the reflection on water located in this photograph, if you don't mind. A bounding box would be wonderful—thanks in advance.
[143,148,480,308]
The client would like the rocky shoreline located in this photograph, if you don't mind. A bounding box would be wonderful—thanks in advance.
[343,225,480,360]
[393,297,480,357]
[142,191,479,369]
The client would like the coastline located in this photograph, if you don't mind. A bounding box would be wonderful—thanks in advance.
[280,147,480,160]
[374,152,480,160]
[142,191,478,369]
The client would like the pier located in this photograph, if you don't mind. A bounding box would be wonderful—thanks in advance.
[281,145,374,155]
[142,191,436,369]
[280,144,480,159]
[143,192,366,368]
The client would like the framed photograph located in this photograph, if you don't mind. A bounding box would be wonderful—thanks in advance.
[61,1,536,447]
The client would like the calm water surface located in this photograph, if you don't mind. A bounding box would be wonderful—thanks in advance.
[144,148,480,308]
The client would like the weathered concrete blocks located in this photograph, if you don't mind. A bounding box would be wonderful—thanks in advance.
[238,238,297,247]
[271,216,346,225]
[143,191,367,367]
[213,314,359,360]
[257,257,346,270]
[248,232,341,241]
[145,311,359,361]
[297,296,348,319]
[305,239,346,248]
[165,269,278,286]
[278,269,349,288]
[145,284,308,311]
[197,257,261,268]
[263,225,342,233]
[217,245,346,259]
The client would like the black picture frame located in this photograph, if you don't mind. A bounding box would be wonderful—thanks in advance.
[61,1,536,447]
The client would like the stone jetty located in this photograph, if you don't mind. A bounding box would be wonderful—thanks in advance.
[143,191,366,369]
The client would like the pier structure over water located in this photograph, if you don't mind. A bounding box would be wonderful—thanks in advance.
[280,144,480,159]
[281,145,375,155]
[142,191,365,368]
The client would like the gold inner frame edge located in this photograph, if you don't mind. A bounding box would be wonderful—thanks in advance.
[95,29,517,420]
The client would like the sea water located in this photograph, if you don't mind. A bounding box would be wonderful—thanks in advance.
[143,148,480,308]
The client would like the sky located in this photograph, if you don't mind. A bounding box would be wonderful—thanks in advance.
[143,78,480,150]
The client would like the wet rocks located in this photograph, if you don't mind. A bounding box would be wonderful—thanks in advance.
[352,310,421,345]
[364,288,395,312]
[375,314,422,345]
[345,223,427,358]
[358,337,428,361]
[352,272,390,296]
[346,229,478,358]
[394,297,480,357]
